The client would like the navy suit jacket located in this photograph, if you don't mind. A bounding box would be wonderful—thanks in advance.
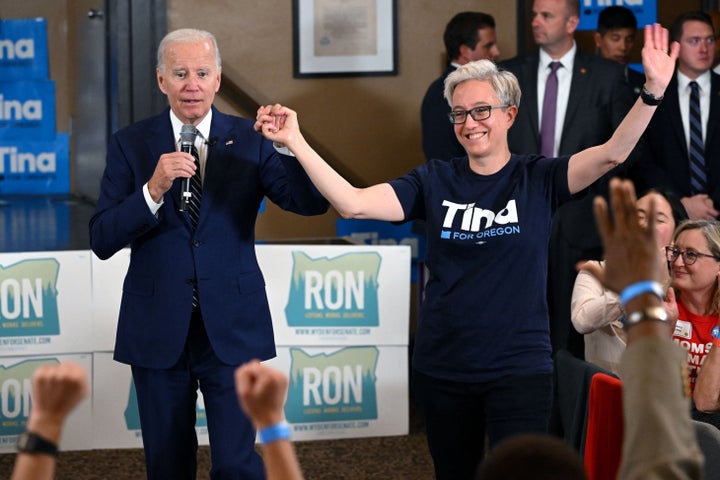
[421,65,465,162]
[90,107,329,369]
[631,72,720,211]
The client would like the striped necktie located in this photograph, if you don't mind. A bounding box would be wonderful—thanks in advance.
[187,143,202,309]
[187,144,202,229]
[689,81,707,194]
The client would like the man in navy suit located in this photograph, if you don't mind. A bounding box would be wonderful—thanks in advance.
[631,11,720,221]
[89,29,328,479]
[499,0,634,359]
[421,12,499,162]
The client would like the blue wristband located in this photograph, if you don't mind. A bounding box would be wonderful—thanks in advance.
[258,422,291,444]
[619,281,664,306]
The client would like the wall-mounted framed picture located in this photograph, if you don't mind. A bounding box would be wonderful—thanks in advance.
[293,0,398,78]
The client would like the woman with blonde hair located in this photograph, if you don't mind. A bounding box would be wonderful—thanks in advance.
[668,219,720,395]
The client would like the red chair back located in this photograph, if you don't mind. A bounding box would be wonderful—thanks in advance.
[584,373,624,480]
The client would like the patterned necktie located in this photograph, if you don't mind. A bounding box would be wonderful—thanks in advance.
[187,143,202,309]
[187,144,202,229]
[541,61,561,158]
[689,81,707,194]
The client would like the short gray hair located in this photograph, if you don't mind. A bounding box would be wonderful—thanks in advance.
[156,28,222,71]
[443,59,521,108]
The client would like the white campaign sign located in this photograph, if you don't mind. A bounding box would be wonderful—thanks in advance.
[0,245,411,450]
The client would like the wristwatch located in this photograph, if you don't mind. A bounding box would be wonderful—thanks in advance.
[623,306,669,329]
[640,85,663,106]
[16,431,58,457]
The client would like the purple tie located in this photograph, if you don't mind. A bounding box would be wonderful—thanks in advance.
[541,61,561,157]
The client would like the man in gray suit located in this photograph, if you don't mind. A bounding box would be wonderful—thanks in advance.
[499,0,634,359]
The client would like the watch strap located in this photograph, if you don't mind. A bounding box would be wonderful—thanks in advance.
[640,85,663,106]
[623,306,669,329]
[17,431,58,457]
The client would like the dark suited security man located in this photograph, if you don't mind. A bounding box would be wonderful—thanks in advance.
[421,12,499,162]
[631,11,720,221]
[89,29,328,479]
[499,0,634,358]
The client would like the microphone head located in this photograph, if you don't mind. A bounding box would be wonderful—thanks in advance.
[179,124,198,147]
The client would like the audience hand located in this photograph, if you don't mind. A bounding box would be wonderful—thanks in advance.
[681,194,718,220]
[663,286,679,332]
[27,362,89,442]
[591,178,665,294]
[235,360,288,429]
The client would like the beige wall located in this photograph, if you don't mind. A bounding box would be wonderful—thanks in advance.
[3,1,710,239]
[168,0,516,239]
[3,0,515,240]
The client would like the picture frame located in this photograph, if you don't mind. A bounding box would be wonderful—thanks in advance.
[293,0,398,78]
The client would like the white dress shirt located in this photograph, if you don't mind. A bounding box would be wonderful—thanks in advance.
[677,69,711,151]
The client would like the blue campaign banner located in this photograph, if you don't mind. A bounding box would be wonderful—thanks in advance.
[0,18,49,81]
[0,133,70,194]
[336,219,426,282]
[0,80,56,141]
[577,0,657,31]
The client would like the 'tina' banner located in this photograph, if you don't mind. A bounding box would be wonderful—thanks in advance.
[0,18,49,81]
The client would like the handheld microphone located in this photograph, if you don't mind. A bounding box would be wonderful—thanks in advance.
[178,124,198,212]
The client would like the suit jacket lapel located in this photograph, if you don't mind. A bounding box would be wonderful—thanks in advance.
[523,53,541,140]
[665,76,687,158]
[196,106,233,230]
[563,50,590,141]
[706,73,720,151]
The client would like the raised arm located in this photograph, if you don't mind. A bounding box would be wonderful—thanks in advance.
[254,106,404,221]
[567,24,679,195]
[235,360,304,480]
[591,179,702,480]
[11,363,89,480]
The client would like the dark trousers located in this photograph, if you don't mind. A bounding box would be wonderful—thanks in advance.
[412,369,553,480]
[132,311,264,480]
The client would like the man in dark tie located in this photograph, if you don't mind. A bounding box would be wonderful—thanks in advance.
[421,12,499,162]
[631,11,720,221]
[499,0,634,358]
[89,28,328,479]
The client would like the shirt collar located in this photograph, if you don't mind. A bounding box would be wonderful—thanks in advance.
[539,42,576,72]
[169,109,213,144]
[677,69,711,93]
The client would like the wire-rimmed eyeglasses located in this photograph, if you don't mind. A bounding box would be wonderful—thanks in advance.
[665,245,720,265]
[447,105,509,124]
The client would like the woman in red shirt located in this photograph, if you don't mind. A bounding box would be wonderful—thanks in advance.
[668,219,720,395]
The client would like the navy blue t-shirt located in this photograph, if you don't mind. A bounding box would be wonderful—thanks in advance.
[389,154,572,382]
